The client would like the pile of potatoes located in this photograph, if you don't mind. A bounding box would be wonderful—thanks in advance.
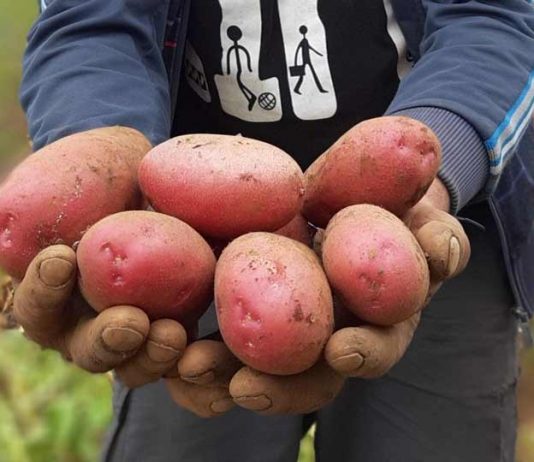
[0,117,441,376]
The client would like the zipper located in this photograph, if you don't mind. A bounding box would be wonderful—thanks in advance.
[488,197,533,346]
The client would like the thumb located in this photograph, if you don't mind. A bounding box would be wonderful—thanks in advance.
[405,203,470,281]
[413,219,470,279]
[13,245,77,347]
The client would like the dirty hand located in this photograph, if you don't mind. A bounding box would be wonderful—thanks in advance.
[12,244,187,387]
[323,178,470,378]
[224,179,470,415]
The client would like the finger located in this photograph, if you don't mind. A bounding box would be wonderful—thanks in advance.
[13,245,76,347]
[414,218,470,280]
[64,305,150,373]
[116,319,187,388]
[230,362,345,416]
[405,206,470,281]
[165,377,235,418]
[178,340,242,386]
[325,312,421,378]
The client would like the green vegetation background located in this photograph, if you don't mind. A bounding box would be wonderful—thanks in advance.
[0,3,532,462]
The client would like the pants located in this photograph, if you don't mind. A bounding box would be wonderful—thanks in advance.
[103,203,519,462]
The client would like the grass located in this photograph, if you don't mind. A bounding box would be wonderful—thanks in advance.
[0,331,113,462]
[0,328,315,462]
[0,1,35,158]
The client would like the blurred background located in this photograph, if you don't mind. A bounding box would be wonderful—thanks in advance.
[0,3,533,462]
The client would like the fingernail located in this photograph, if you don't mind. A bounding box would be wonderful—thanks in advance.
[331,352,365,374]
[39,258,74,288]
[448,236,460,275]
[233,394,272,411]
[102,327,144,352]
[181,370,215,385]
[210,398,235,414]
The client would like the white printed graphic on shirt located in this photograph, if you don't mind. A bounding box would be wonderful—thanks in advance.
[214,0,282,122]
[214,0,337,123]
[185,42,212,103]
[278,0,337,120]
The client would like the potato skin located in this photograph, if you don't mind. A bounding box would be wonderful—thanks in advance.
[322,205,429,326]
[77,211,216,324]
[0,128,149,279]
[139,134,305,239]
[303,116,441,227]
[215,232,333,375]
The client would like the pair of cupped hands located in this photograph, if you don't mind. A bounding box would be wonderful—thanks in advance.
[9,128,470,418]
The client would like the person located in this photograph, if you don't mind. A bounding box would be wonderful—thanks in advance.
[292,25,328,95]
[225,25,257,111]
[11,0,534,461]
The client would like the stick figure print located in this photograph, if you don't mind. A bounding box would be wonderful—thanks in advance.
[225,25,257,111]
[291,25,328,95]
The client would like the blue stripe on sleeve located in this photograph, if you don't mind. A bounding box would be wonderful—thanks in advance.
[489,98,534,167]
[486,70,534,168]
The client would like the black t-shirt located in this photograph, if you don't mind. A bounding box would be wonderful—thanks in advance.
[173,0,401,169]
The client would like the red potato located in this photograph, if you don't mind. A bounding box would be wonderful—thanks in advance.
[215,233,334,375]
[0,128,149,279]
[77,211,216,325]
[303,116,441,227]
[322,204,429,326]
[139,134,305,240]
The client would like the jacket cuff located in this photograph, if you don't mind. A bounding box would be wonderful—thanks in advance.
[386,107,489,213]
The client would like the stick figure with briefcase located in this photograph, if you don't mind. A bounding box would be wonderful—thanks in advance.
[290,25,329,95]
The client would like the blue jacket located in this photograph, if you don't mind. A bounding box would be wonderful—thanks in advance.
[21,0,534,317]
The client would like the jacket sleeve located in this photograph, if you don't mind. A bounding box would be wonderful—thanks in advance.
[386,0,534,212]
[20,0,172,151]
